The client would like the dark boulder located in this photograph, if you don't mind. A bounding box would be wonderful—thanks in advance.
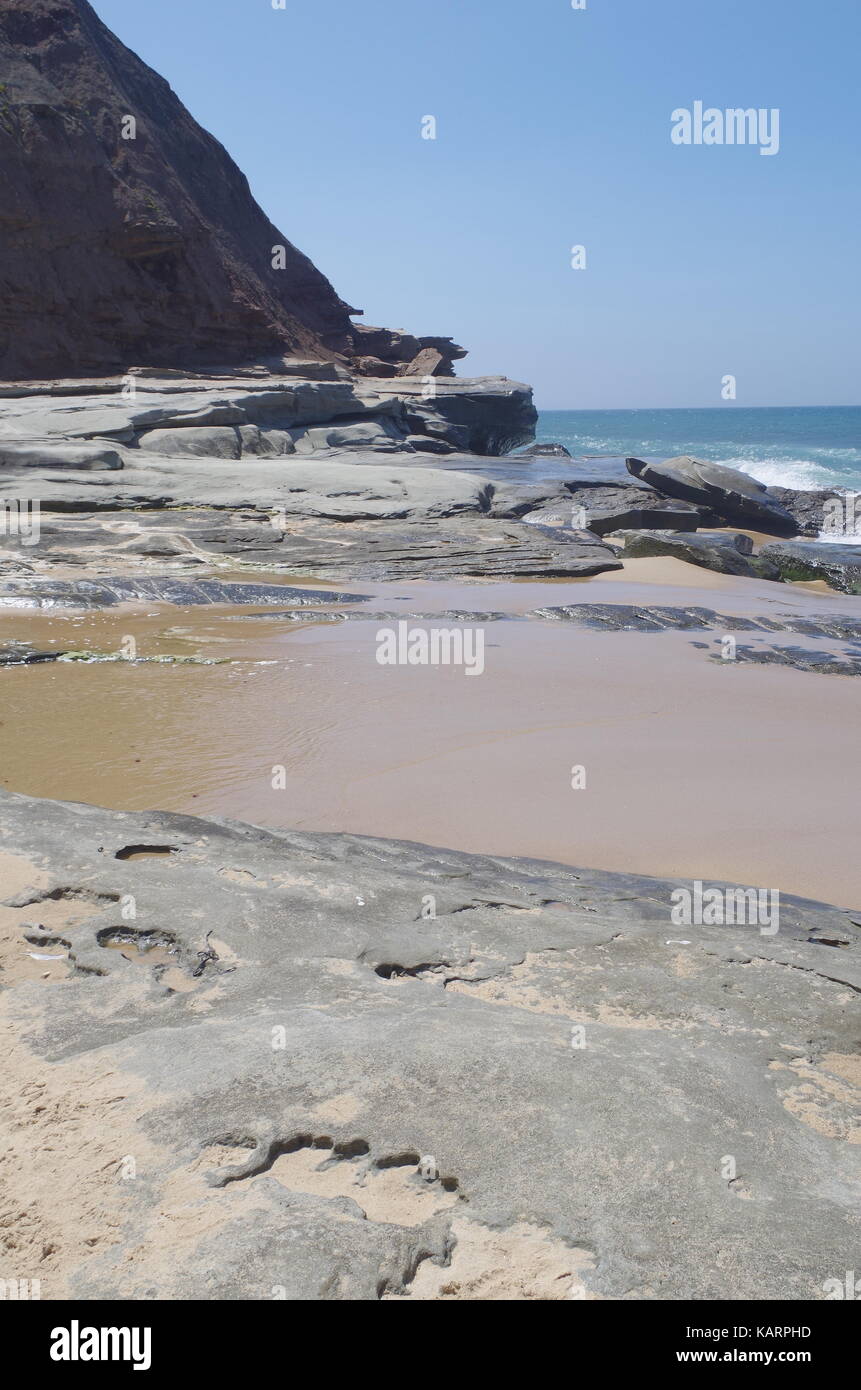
[769,486,857,539]
[569,486,704,536]
[615,530,764,579]
[626,456,797,536]
[517,442,572,459]
[757,541,861,594]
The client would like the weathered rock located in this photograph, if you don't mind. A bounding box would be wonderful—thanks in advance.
[757,541,861,594]
[517,442,572,459]
[491,485,576,519]
[0,0,478,383]
[0,380,376,440]
[360,378,537,456]
[0,440,124,470]
[352,356,399,379]
[404,435,457,455]
[617,530,763,578]
[0,455,494,519]
[134,426,244,459]
[0,788,857,1300]
[0,577,370,611]
[626,456,797,536]
[0,0,362,377]
[711,643,861,678]
[567,487,704,536]
[350,326,467,377]
[769,487,856,539]
[0,511,623,589]
[0,641,57,664]
[289,417,408,455]
[397,349,445,378]
[0,372,534,460]
[528,603,861,640]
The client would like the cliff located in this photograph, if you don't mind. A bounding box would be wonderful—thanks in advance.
[0,0,463,379]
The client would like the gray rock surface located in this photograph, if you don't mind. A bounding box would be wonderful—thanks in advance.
[0,789,857,1300]
[710,643,861,678]
[568,487,705,536]
[627,456,797,535]
[0,456,494,520]
[769,487,853,539]
[359,377,537,456]
[528,603,861,640]
[616,530,763,578]
[516,442,572,459]
[758,541,861,595]
[0,577,369,611]
[0,372,536,461]
[0,513,623,593]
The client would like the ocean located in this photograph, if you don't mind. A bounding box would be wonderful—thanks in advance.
[534,406,861,495]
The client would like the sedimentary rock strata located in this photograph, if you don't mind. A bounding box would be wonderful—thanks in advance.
[0,790,857,1300]
[0,0,470,382]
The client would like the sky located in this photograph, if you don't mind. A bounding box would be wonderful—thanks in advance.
[90,0,860,410]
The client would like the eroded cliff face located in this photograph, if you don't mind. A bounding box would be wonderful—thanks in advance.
[0,0,462,380]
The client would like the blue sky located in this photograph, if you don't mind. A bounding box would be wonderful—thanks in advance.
[91,0,860,409]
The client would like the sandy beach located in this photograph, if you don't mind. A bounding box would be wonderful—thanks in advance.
[2,560,859,907]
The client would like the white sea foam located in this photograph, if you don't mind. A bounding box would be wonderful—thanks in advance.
[725,458,836,491]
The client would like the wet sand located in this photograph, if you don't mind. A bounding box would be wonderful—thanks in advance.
[1,560,859,908]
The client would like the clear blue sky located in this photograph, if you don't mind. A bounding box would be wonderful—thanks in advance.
[91,0,860,409]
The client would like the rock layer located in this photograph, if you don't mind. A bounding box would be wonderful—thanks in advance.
[0,0,465,381]
[0,790,857,1300]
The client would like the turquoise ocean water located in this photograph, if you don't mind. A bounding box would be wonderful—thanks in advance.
[534,406,861,494]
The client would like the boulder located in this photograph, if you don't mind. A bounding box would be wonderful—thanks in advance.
[397,348,445,378]
[567,486,704,536]
[615,530,763,578]
[136,426,242,459]
[757,541,861,594]
[626,456,797,535]
[490,484,576,519]
[517,442,572,458]
[350,326,467,376]
[360,377,537,456]
[404,435,457,455]
[0,441,123,470]
[770,487,858,539]
[289,417,408,455]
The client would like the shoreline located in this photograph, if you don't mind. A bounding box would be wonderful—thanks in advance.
[2,561,860,908]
